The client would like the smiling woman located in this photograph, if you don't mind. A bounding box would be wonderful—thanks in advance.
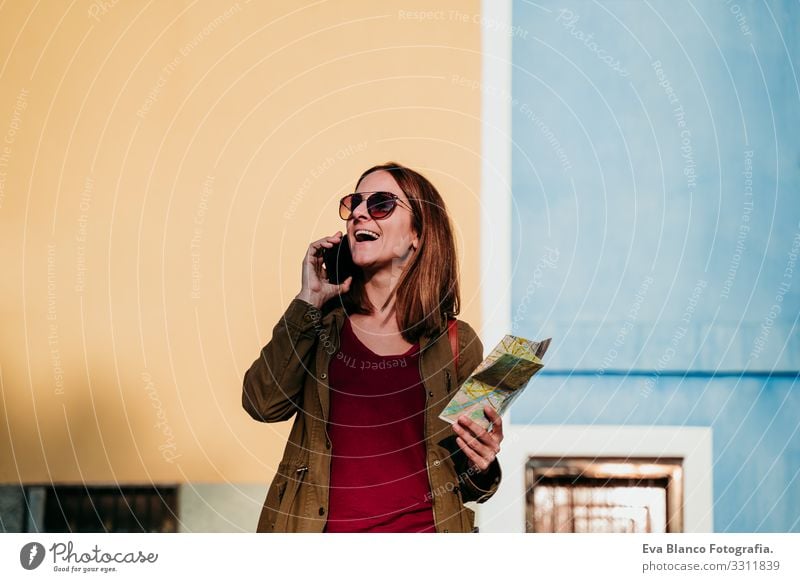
[242,162,504,533]
[334,163,464,343]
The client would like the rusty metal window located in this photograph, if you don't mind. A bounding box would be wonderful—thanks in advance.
[33,485,179,533]
[526,458,684,533]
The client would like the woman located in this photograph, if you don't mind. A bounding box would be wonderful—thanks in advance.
[243,162,503,533]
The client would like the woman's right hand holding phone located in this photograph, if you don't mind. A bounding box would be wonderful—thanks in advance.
[295,231,353,309]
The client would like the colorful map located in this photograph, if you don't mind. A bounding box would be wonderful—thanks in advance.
[439,335,551,430]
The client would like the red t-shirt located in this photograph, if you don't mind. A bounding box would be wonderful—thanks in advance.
[324,317,435,533]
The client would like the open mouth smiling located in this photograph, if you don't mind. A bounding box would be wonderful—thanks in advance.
[354,229,381,242]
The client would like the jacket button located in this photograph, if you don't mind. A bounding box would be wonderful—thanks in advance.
[326,440,331,449]
[320,373,327,379]
[428,391,434,398]
[319,507,325,516]
[433,459,441,467]
[444,528,449,533]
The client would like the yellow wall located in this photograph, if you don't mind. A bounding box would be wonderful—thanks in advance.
[0,0,483,484]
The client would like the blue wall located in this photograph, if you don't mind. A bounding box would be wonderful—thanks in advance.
[510,0,799,532]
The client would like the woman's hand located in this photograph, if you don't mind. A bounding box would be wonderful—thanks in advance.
[452,404,503,473]
[295,231,353,309]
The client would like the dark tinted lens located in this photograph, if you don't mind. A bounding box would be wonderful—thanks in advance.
[367,192,396,218]
[340,193,363,219]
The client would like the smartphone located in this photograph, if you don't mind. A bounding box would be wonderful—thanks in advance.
[322,236,355,284]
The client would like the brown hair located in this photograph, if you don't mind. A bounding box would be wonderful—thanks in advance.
[325,161,461,342]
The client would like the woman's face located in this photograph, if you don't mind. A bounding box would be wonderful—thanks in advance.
[346,170,419,275]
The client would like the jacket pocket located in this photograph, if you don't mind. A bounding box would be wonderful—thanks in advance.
[274,463,309,532]
[258,482,284,532]
[275,481,287,505]
[257,461,297,532]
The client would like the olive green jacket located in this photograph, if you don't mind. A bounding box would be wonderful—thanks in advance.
[242,298,502,533]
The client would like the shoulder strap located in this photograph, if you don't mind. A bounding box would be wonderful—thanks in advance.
[447,318,459,378]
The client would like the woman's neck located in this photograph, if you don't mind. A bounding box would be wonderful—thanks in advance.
[361,267,401,317]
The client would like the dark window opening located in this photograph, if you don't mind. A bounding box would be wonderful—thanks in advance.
[526,457,684,533]
[17,485,179,533]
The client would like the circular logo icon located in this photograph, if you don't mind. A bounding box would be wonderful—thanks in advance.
[20,542,46,570]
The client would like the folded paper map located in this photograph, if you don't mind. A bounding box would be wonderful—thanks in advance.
[439,335,552,430]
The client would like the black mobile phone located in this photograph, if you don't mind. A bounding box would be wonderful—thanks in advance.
[322,236,355,284]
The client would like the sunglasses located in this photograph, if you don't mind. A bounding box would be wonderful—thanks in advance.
[339,191,413,221]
